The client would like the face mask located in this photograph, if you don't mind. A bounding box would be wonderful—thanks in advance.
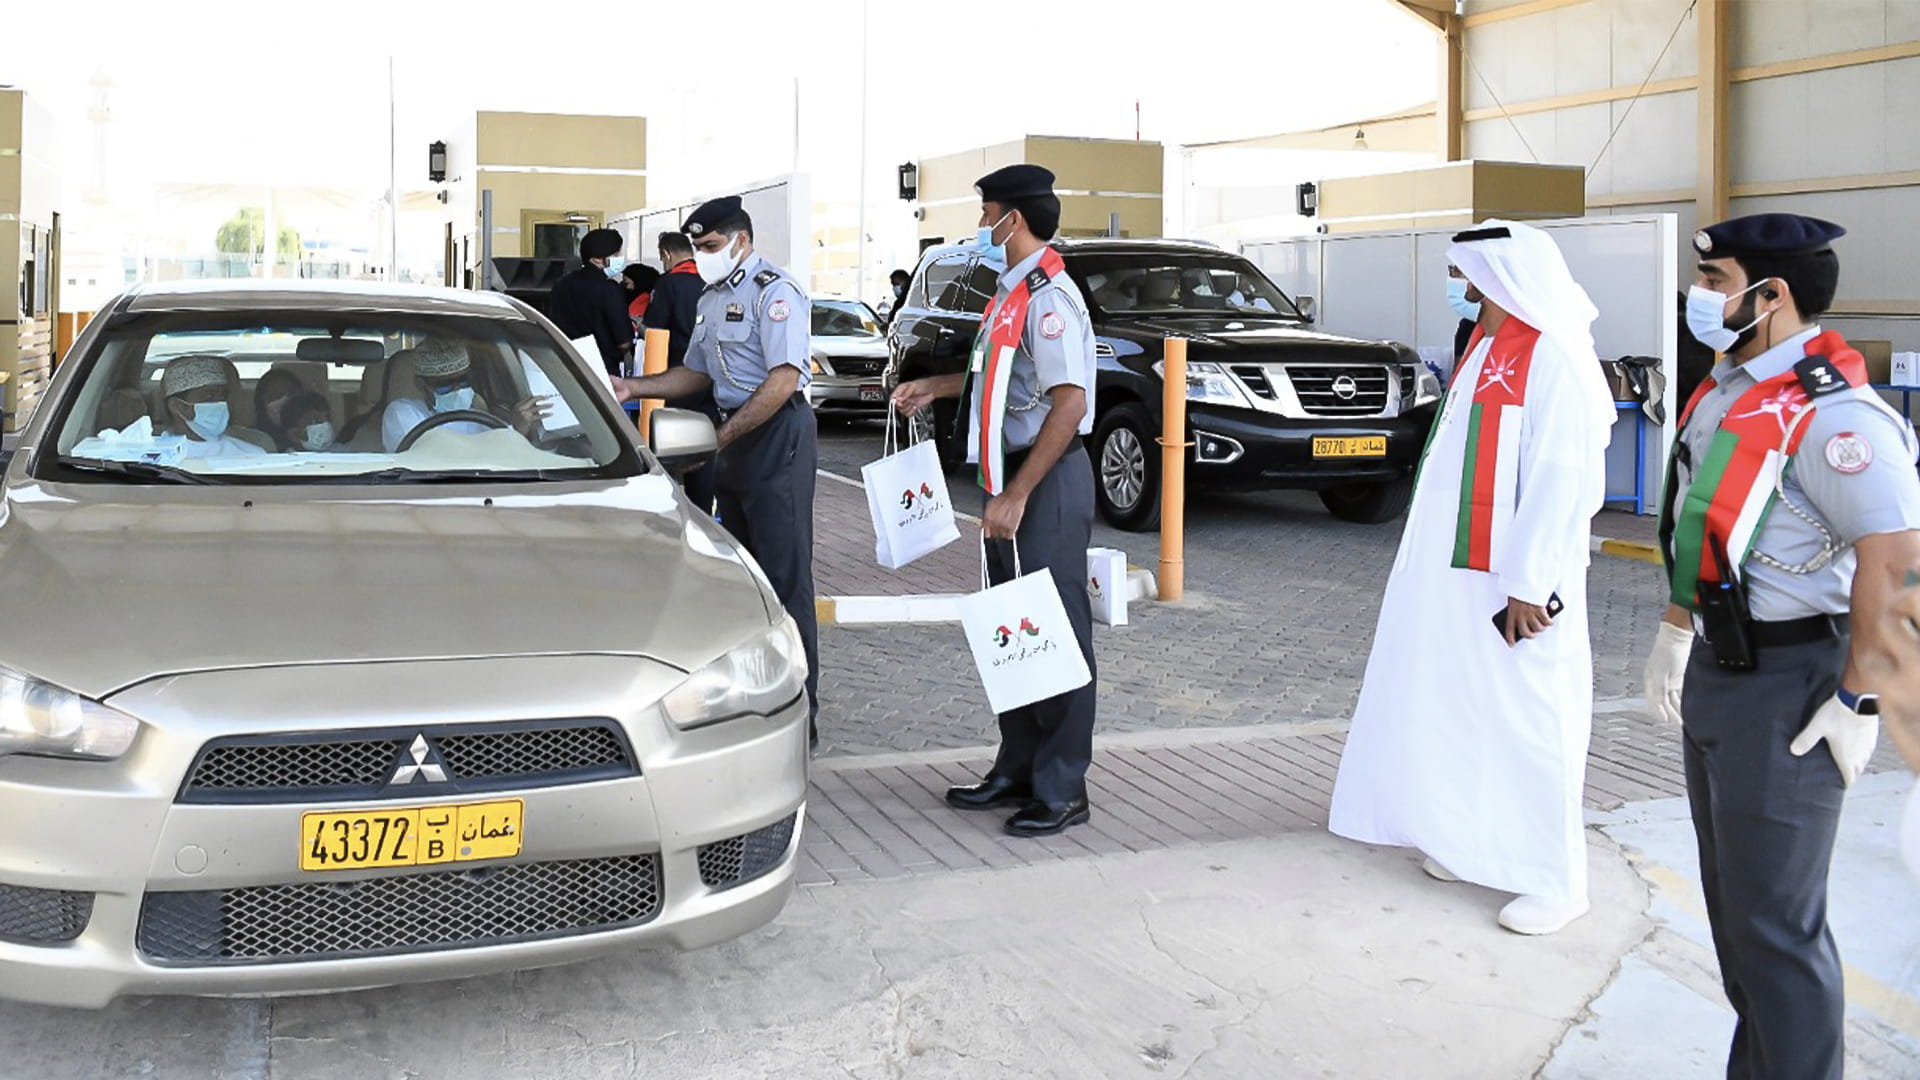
[694,235,741,285]
[605,265,624,282]
[433,386,476,413]
[1686,280,1770,353]
[301,421,335,450]
[1446,277,1481,322]
[975,211,1011,265]
[184,401,230,441]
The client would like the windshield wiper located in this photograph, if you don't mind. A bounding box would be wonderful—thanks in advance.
[58,457,221,485]
[349,467,582,484]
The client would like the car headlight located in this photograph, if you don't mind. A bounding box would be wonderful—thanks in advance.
[662,619,808,730]
[809,354,832,376]
[1153,359,1251,407]
[0,666,141,761]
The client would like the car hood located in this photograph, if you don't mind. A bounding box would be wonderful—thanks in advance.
[816,334,889,359]
[1097,315,1403,360]
[0,474,776,699]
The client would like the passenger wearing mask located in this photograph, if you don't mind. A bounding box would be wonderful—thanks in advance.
[381,338,550,453]
[282,392,338,452]
[160,356,269,459]
[884,268,910,323]
[253,368,306,450]
[1446,262,1480,371]
[548,228,634,376]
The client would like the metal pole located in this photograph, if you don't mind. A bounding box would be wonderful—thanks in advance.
[855,0,869,304]
[1158,335,1190,601]
[481,189,494,291]
[387,56,398,283]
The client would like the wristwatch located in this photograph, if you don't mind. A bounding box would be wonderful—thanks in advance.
[1837,687,1881,716]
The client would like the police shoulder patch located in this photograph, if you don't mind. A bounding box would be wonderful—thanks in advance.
[1795,355,1850,398]
[754,269,780,287]
[1040,310,1065,340]
[1824,431,1873,474]
[768,299,791,322]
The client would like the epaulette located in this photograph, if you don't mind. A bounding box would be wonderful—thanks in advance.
[754,269,780,287]
[1024,265,1052,292]
[1795,354,1850,398]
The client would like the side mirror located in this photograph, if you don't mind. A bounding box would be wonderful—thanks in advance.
[648,407,717,469]
[1296,296,1318,324]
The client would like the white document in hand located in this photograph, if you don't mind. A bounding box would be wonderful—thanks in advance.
[568,335,620,398]
[519,350,582,433]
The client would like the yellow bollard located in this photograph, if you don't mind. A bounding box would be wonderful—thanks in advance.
[639,328,670,442]
[1158,335,1191,602]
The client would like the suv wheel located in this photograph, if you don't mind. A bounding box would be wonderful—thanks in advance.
[1319,477,1415,524]
[1093,403,1161,531]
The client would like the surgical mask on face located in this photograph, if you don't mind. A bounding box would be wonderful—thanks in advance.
[605,264,624,282]
[975,211,1011,266]
[184,401,230,441]
[1686,280,1771,353]
[301,421,335,450]
[694,235,742,285]
[432,386,476,413]
[1446,277,1481,322]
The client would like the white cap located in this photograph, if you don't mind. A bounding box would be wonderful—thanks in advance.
[161,355,227,398]
[413,338,471,379]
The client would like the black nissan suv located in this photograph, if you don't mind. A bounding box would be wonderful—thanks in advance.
[884,239,1442,530]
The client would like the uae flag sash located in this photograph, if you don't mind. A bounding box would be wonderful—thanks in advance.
[1450,318,1542,571]
[1660,330,1867,609]
[969,247,1065,495]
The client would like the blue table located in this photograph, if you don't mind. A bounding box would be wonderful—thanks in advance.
[1605,401,1652,516]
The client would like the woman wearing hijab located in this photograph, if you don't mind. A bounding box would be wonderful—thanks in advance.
[252,368,306,450]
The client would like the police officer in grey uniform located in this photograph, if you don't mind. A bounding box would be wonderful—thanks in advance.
[893,164,1099,837]
[1643,213,1920,1079]
[611,196,820,746]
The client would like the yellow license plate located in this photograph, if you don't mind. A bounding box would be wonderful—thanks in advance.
[1313,435,1388,459]
[299,799,524,872]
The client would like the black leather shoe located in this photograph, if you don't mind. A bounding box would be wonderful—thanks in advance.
[1005,798,1090,837]
[945,775,1033,811]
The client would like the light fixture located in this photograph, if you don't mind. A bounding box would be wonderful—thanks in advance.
[1352,127,1368,150]
[427,140,447,183]
[897,162,918,202]
[1296,181,1318,218]
[564,212,590,224]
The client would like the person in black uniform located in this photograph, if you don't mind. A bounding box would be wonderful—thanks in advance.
[645,229,719,513]
[548,227,634,377]
[892,164,1100,837]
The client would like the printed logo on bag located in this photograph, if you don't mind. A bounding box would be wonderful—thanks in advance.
[893,479,948,528]
[989,617,1051,664]
[900,488,917,510]
[920,482,934,498]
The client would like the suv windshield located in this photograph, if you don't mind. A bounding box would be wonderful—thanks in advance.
[1072,253,1302,319]
[812,301,880,338]
[44,310,640,483]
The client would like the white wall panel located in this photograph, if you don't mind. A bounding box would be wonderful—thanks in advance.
[1729,76,1811,184]
[1552,1,1618,98]
[1805,64,1892,176]
[1465,16,1560,112]
[1464,114,1558,165]
[1556,103,1616,195]
[1734,0,1898,67]
[1884,57,1920,172]
[1604,91,1698,193]
[1609,0,1700,85]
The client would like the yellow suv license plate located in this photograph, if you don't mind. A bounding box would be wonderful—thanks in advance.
[300,799,524,872]
[1313,435,1388,459]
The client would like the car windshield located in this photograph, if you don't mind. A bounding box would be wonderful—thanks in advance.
[811,301,880,338]
[43,309,641,484]
[1073,253,1303,319]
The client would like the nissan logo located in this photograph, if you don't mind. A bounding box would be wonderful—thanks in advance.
[1332,375,1360,401]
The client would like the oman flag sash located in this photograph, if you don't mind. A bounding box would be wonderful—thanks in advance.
[1661,330,1866,608]
[969,247,1065,495]
[1450,318,1542,571]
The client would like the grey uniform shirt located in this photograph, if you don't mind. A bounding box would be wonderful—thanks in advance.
[1670,325,1920,620]
[687,251,812,412]
[964,246,1097,462]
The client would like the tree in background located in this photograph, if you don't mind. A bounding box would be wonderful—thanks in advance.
[215,208,302,263]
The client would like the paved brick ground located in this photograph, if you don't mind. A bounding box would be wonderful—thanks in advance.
[813,472,979,598]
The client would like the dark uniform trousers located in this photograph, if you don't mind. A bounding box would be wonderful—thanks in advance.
[983,444,1097,805]
[713,396,820,731]
[1681,635,1848,1080]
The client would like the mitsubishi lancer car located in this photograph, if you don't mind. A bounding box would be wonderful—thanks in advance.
[0,280,809,1008]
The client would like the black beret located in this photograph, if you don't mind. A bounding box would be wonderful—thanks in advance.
[580,228,623,260]
[1693,213,1845,259]
[975,163,1056,203]
[681,195,745,238]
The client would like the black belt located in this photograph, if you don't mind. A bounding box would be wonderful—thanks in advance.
[1742,613,1850,649]
[1004,436,1084,476]
[717,393,806,423]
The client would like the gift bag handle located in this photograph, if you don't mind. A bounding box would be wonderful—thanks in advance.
[978,532,1023,590]
[883,404,899,457]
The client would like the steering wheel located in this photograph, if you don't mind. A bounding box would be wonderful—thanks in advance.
[395,409,509,452]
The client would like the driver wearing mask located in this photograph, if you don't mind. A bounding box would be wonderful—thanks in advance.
[381,338,549,453]
[160,356,268,459]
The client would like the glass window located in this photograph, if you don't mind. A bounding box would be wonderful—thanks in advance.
[811,301,881,338]
[920,256,971,314]
[532,223,588,260]
[1070,253,1302,319]
[957,261,1001,316]
[43,310,641,484]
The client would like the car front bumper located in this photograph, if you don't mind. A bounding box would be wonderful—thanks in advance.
[0,655,809,1009]
[1182,402,1436,490]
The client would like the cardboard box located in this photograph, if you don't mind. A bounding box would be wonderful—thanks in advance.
[1856,339,1893,384]
[1891,351,1919,387]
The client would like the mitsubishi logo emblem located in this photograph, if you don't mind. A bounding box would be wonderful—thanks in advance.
[1332,374,1360,401]
[390,734,448,785]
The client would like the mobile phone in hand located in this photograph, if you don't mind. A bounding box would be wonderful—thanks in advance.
[1492,592,1565,638]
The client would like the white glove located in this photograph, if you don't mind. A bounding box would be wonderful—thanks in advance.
[1644,622,1692,727]
[1790,695,1880,787]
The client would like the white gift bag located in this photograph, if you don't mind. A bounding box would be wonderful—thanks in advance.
[957,540,1093,714]
[1087,547,1129,626]
[862,409,961,570]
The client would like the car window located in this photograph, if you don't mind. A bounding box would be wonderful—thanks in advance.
[920,256,972,315]
[956,261,1000,316]
[43,310,641,484]
[811,302,880,338]
[1070,253,1302,319]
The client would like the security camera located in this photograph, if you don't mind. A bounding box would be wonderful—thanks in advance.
[913,207,925,221]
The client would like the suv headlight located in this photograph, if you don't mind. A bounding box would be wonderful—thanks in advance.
[0,666,141,761]
[1153,360,1251,408]
[810,353,833,376]
[662,619,808,730]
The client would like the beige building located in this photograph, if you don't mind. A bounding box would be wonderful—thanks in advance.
[1,89,59,432]
[1315,159,1587,234]
[911,136,1164,246]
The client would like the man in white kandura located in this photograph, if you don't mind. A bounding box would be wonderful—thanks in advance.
[1329,220,1616,935]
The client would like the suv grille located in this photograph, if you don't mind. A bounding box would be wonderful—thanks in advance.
[136,854,663,965]
[697,814,798,890]
[1284,364,1391,416]
[0,883,94,945]
[180,722,635,804]
[830,356,886,377]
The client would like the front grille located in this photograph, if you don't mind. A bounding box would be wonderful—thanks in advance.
[1284,364,1391,416]
[1230,364,1277,400]
[698,814,798,890]
[180,721,636,804]
[137,855,663,965]
[0,883,94,945]
[830,356,886,378]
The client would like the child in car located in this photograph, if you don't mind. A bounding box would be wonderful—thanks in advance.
[281,391,338,452]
